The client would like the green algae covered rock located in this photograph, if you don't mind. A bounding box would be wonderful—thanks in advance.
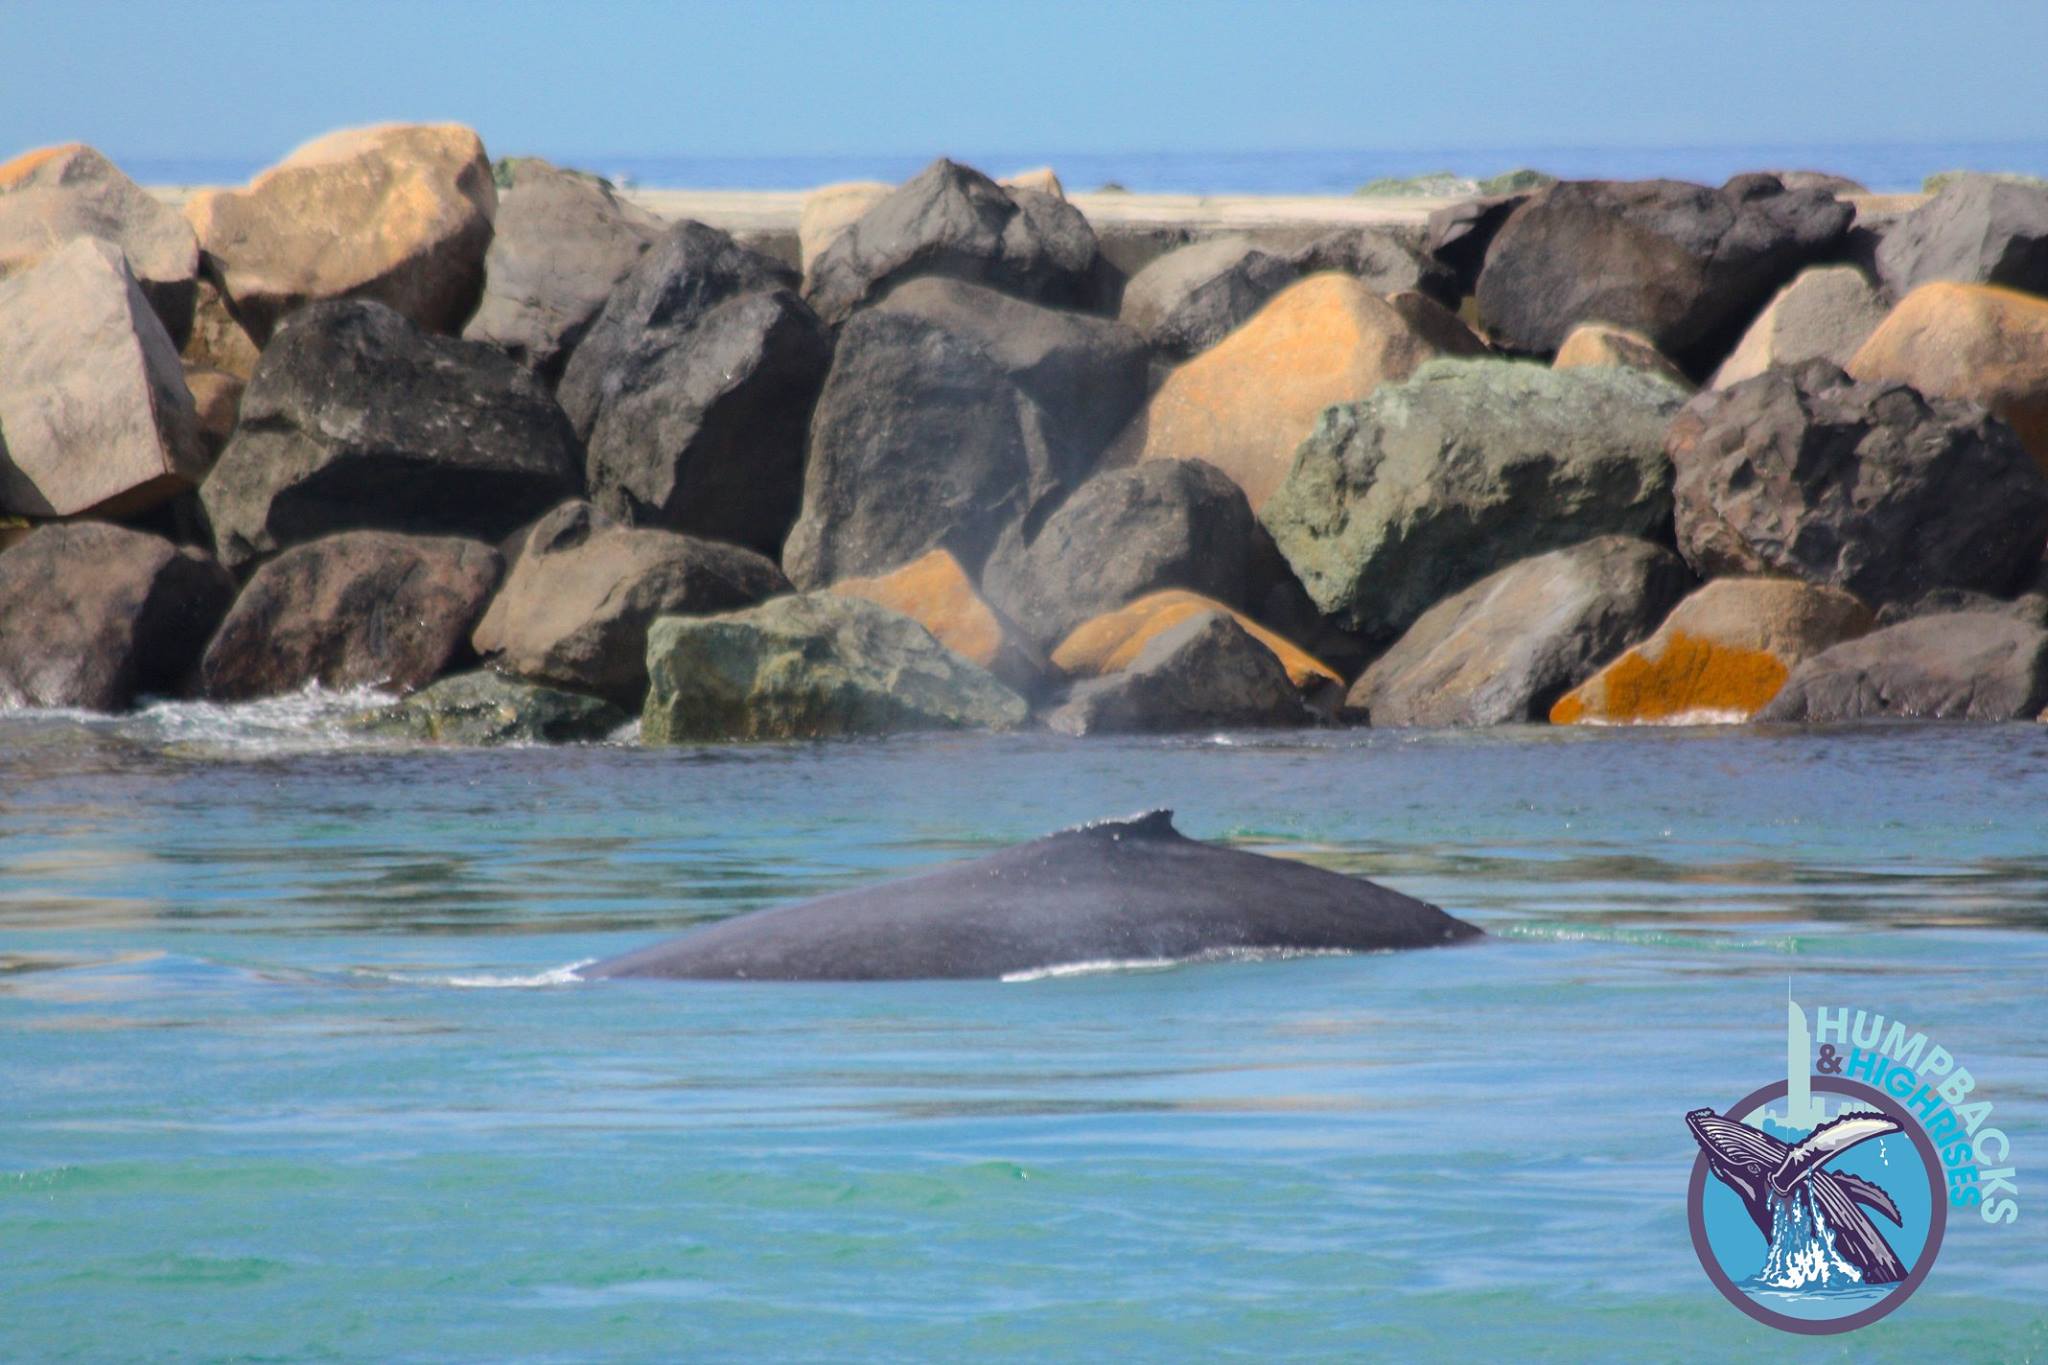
[642,593,1028,743]
[1260,358,1685,642]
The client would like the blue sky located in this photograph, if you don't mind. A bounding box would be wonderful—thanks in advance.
[4,0,2046,164]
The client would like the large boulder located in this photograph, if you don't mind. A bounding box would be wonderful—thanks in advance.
[1549,577,1872,724]
[828,549,1048,697]
[802,159,1098,324]
[1260,358,1687,642]
[0,143,199,342]
[199,531,501,700]
[1710,266,1888,389]
[1048,590,1342,697]
[558,222,831,555]
[1281,228,1459,306]
[1475,177,1853,373]
[641,592,1028,742]
[0,238,208,518]
[1117,236,1298,358]
[184,123,496,343]
[874,277,1149,470]
[1347,537,1693,726]
[1425,193,1529,297]
[471,500,788,708]
[1846,282,2048,470]
[1116,273,1487,511]
[556,221,796,433]
[1669,360,2048,606]
[1552,323,1692,388]
[981,458,1309,650]
[353,669,628,744]
[0,523,232,711]
[1874,174,2048,299]
[782,283,1149,587]
[1759,612,2048,722]
[461,158,665,381]
[1045,610,1309,735]
[199,299,583,571]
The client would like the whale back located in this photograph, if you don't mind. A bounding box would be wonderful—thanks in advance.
[586,811,1480,981]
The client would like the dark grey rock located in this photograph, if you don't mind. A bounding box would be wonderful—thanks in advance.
[1475,177,1853,372]
[550,220,829,555]
[555,219,797,436]
[461,158,664,382]
[1046,610,1310,734]
[0,522,232,710]
[200,530,501,699]
[1876,174,2048,299]
[1283,226,1459,306]
[1117,236,1297,357]
[1759,612,2048,721]
[1426,194,1528,297]
[199,300,583,571]
[982,458,1311,651]
[1347,537,1693,726]
[783,282,1150,588]
[1669,361,2048,607]
[802,159,1099,324]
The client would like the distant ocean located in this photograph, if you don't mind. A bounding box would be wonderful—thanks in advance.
[124,141,2048,192]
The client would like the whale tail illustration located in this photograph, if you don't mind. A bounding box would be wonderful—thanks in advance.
[1685,1107,1909,1286]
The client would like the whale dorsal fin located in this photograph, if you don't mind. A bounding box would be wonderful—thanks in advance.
[1065,810,1179,840]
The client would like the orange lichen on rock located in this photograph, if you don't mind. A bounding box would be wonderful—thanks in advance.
[1550,577,1872,724]
[1052,590,1340,692]
[0,143,81,188]
[1546,633,1787,724]
[830,549,1046,694]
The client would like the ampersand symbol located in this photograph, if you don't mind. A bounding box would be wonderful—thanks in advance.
[1815,1044,1842,1075]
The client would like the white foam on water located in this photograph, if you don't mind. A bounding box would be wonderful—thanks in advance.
[126,684,398,753]
[353,959,597,989]
[1000,946,1356,982]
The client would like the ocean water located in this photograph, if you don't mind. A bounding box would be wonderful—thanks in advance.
[2,700,2045,1361]
[123,140,2048,194]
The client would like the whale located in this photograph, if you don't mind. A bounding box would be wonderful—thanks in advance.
[1686,1108,1909,1285]
[581,810,1481,981]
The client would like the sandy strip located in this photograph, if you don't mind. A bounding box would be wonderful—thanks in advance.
[144,184,1925,234]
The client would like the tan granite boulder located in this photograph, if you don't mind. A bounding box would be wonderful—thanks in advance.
[1549,577,1873,724]
[0,238,206,518]
[0,143,199,342]
[185,123,496,343]
[797,180,890,273]
[1118,273,1485,510]
[1552,323,1692,389]
[1847,282,2048,470]
[1049,589,1341,696]
[181,277,262,379]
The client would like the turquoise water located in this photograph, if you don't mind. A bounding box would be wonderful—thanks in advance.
[3,702,2044,1361]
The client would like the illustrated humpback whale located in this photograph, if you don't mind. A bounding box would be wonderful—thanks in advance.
[582,810,1482,981]
[1686,1108,1909,1285]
